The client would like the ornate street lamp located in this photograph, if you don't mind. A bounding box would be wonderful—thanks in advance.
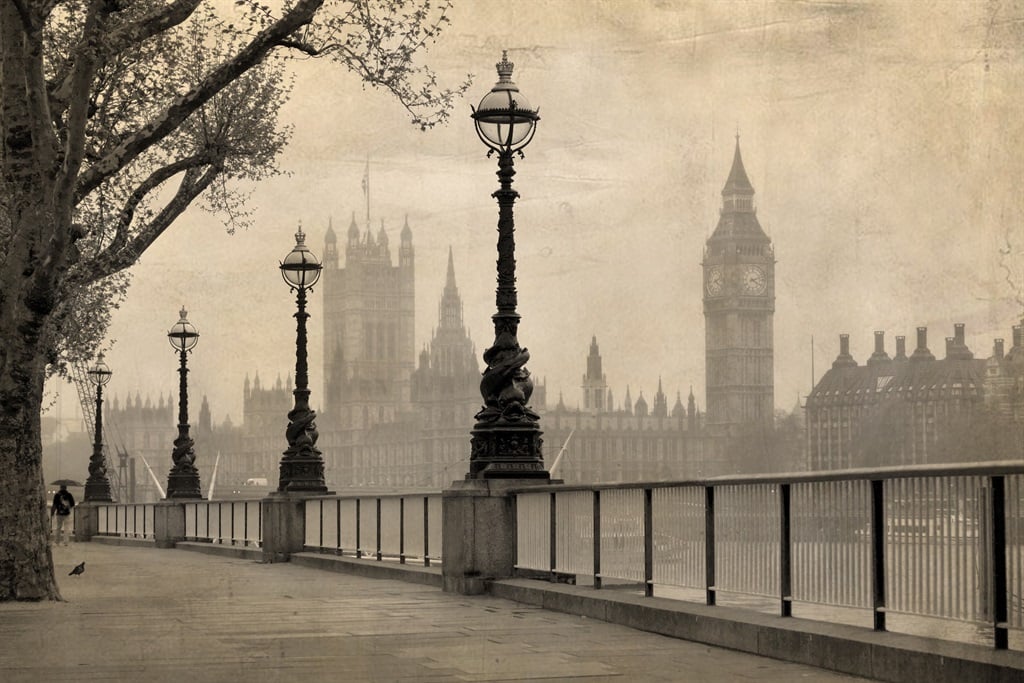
[84,352,113,501]
[277,224,328,493]
[467,51,548,479]
[165,307,203,499]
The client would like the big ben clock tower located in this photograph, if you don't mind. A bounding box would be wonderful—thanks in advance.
[703,137,775,428]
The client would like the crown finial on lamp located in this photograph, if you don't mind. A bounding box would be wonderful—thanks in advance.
[496,50,514,82]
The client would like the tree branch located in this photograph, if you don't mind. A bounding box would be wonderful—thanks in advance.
[55,0,115,221]
[49,0,203,107]
[72,162,222,285]
[74,0,325,204]
[107,153,215,253]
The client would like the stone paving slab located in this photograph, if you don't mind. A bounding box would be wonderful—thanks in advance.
[0,543,874,682]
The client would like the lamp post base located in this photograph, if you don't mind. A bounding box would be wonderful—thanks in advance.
[166,470,203,499]
[277,455,329,493]
[468,424,549,479]
[84,479,113,503]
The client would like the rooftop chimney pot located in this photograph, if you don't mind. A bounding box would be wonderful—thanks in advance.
[910,326,935,362]
[895,335,907,360]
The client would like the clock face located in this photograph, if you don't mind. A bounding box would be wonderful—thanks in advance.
[706,267,724,296]
[742,265,767,294]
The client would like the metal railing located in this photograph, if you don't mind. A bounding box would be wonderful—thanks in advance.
[183,500,262,546]
[94,503,156,540]
[512,462,1024,650]
[302,493,443,566]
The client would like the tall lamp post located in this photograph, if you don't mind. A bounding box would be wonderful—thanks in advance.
[467,51,549,479]
[166,307,203,499]
[84,352,113,502]
[277,225,328,493]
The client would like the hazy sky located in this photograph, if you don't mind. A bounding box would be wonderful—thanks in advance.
[50,1,1024,430]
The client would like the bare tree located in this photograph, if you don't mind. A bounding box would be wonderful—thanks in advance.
[0,0,468,601]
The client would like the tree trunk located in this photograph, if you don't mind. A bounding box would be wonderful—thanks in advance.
[0,8,64,601]
[0,349,60,601]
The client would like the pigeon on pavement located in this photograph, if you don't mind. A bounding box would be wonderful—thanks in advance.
[69,562,85,576]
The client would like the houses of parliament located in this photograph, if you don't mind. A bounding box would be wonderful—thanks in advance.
[100,142,1023,499]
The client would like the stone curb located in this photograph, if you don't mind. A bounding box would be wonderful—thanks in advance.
[488,578,1024,683]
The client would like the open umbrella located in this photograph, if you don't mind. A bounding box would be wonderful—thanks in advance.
[49,478,83,487]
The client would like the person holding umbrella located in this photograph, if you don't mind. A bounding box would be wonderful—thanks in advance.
[50,482,77,546]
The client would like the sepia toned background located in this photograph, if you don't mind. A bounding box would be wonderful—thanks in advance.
[49,0,1024,432]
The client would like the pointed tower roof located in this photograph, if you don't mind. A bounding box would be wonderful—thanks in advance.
[438,246,463,330]
[445,246,457,292]
[634,391,648,416]
[672,391,685,417]
[709,136,768,242]
[347,212,360,240]
[377,219,388,245]
[325,216,336,243]
[401,214,412,240]
[722,135,754,196]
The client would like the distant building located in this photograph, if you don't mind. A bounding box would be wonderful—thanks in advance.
[321,214,415,429]
[104,391,176,501]
[805,321,1024,469]
[103,146,801,495]
[703,137,775,430]
[541,336,713,482]
[581,336,608,414]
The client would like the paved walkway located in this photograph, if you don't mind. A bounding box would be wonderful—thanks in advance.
[0,543,874,682]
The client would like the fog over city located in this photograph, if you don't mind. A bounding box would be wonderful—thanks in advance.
[47,0,1023,430]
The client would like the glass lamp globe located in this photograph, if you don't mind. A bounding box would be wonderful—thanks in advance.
[87,352,113,386]
[280,225,322,290]
[471,51,540,154]
[167,307,199,352]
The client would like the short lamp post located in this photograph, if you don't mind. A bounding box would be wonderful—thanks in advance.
[165,307,203,499]
[84,352,113,502]
[467,51,549,479]
[277,225,328,493]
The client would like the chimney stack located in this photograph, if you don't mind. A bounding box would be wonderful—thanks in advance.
[867,330,891,365]
[994,339,1005,360]
[1014,324,1022,350]
[833,333,857,368]
[910,326,935,362]
[895,335,907,361]
[948,322,973,359]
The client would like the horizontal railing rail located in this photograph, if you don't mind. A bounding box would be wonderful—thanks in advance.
[513,461,1024,651]
[302,493,443,566]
